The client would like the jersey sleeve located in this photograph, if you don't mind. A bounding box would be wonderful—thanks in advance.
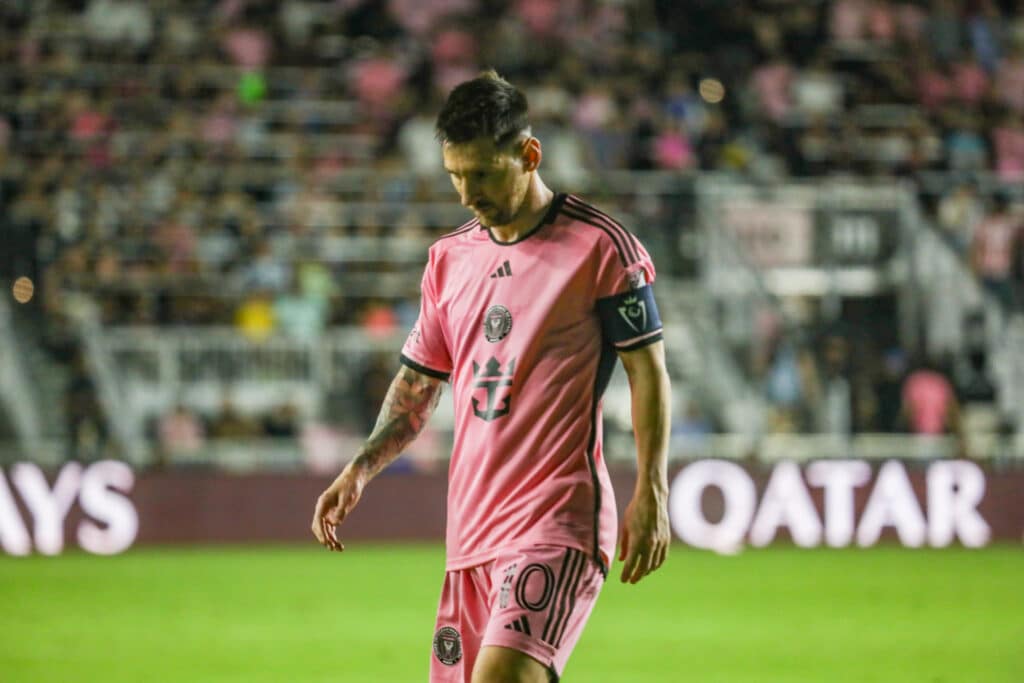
[594,232,663,352]
[400,250,452,381]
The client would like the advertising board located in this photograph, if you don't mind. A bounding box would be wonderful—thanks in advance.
[1,460,1020,556]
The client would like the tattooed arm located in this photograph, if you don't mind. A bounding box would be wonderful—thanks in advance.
[311,365,444,551]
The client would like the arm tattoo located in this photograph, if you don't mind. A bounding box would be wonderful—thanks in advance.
[352,365,443,478]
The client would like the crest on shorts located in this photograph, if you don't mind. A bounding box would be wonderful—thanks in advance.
[433,626,462,666]
[483,304,512,343]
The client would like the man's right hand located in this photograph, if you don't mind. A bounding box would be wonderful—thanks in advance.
[311,465,366,551]
[310,365,444,552]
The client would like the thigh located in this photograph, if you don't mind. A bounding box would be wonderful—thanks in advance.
[472,645,551,683]
[431,564,493,683]
[479,546,605,681]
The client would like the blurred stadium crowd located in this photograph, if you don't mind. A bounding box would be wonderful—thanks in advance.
[1,0,1024,463]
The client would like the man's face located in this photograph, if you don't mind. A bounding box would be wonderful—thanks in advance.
[442,137,531,227]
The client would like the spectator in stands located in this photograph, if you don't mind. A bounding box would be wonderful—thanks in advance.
[1011,199,1024,309]
[901,354,963,439]
[966,0,1005,72]
[274,273,327,341]
[991,112,1024,181]
[792,55,844,119]
[156,402,206,465]
[808,334,854,436]
[873,347,908,432]
[65,352,107,462]
[83,0,154,55]
[926,0,965,62]
[209,396,260,440]
[942,111,989,171]
[993,44,1024,112]
[955,308,997,401]
[235,290,276,341]
[239,239,290,293]
[950,51,990,106]
[262,402,300,439]
[750,52,794,123]
[761,334,815,433]
[830,0,869,44]
[970,193,1022,309]
[360,299,399,338]
[671,398,713,457]
[4,0,1024,451]
[937,180,985,252]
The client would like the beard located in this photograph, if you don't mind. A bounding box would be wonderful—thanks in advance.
[473,203,512,227]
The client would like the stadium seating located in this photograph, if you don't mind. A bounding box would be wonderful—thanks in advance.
[1,0,1023,467]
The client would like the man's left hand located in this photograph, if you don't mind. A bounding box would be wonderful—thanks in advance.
[617,487,670,584]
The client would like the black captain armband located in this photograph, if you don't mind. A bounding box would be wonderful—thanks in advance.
[596,284,663,349]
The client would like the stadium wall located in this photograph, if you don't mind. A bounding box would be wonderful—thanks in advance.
[0,460,1021,556]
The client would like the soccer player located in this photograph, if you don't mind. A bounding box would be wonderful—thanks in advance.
[312,71,671,683]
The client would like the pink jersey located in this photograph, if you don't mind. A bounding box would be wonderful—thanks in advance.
[400,193,662,574]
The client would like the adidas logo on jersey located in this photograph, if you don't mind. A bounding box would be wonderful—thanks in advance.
[489,260,512,279]
[503,616,531,635]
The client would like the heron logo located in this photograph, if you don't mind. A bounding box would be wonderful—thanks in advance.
[433,626,462,666]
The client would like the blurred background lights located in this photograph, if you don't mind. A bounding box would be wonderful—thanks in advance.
[12,276,34,304]
[698,77,725,103]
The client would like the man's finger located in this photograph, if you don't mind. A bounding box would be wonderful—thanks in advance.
[621,544,643,583]
[322,519,337,551]
[628,549,647,584]
[323,518,343,551]
[312,494,331,542]
[311,510,325,544]
[641,546,658,578]
[656,543,668,570]
[617,526,629,563]
[312,521,323,544]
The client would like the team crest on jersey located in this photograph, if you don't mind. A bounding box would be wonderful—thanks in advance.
[618,295,648,333]
[483,304,512,342]
[433,626,462,666]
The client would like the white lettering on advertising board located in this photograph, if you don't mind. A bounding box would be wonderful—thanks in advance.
[669,459,991,552]
[0,461,138,556]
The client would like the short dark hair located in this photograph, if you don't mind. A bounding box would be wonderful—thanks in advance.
[435,70,530,147]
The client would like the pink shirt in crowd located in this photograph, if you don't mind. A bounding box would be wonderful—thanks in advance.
[902,370,954,435]
[995,57,1024,112]
[752,63,793,122]
[973,215,1021,277]
[401,194,663,573]
[992,125,1024,181]
[952,62,989,105]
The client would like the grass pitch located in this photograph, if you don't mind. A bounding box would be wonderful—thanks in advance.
[1,545,1021,682]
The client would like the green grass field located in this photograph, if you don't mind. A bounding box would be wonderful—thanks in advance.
[1,545,1021,682]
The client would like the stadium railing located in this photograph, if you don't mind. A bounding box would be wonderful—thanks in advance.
[53,431,1023,472]
[0,296,44,460]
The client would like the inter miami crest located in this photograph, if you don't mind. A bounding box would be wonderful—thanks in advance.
[433,626,462,666]
[483,304,512,342]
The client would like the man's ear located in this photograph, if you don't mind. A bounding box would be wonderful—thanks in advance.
[521,137,542,172]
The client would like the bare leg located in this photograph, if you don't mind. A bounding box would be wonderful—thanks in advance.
[471,645,553,683]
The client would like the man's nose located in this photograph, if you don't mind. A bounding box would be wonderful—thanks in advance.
[460,185,480,208]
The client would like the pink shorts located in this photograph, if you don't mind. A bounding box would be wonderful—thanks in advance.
[430,545,605,682]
